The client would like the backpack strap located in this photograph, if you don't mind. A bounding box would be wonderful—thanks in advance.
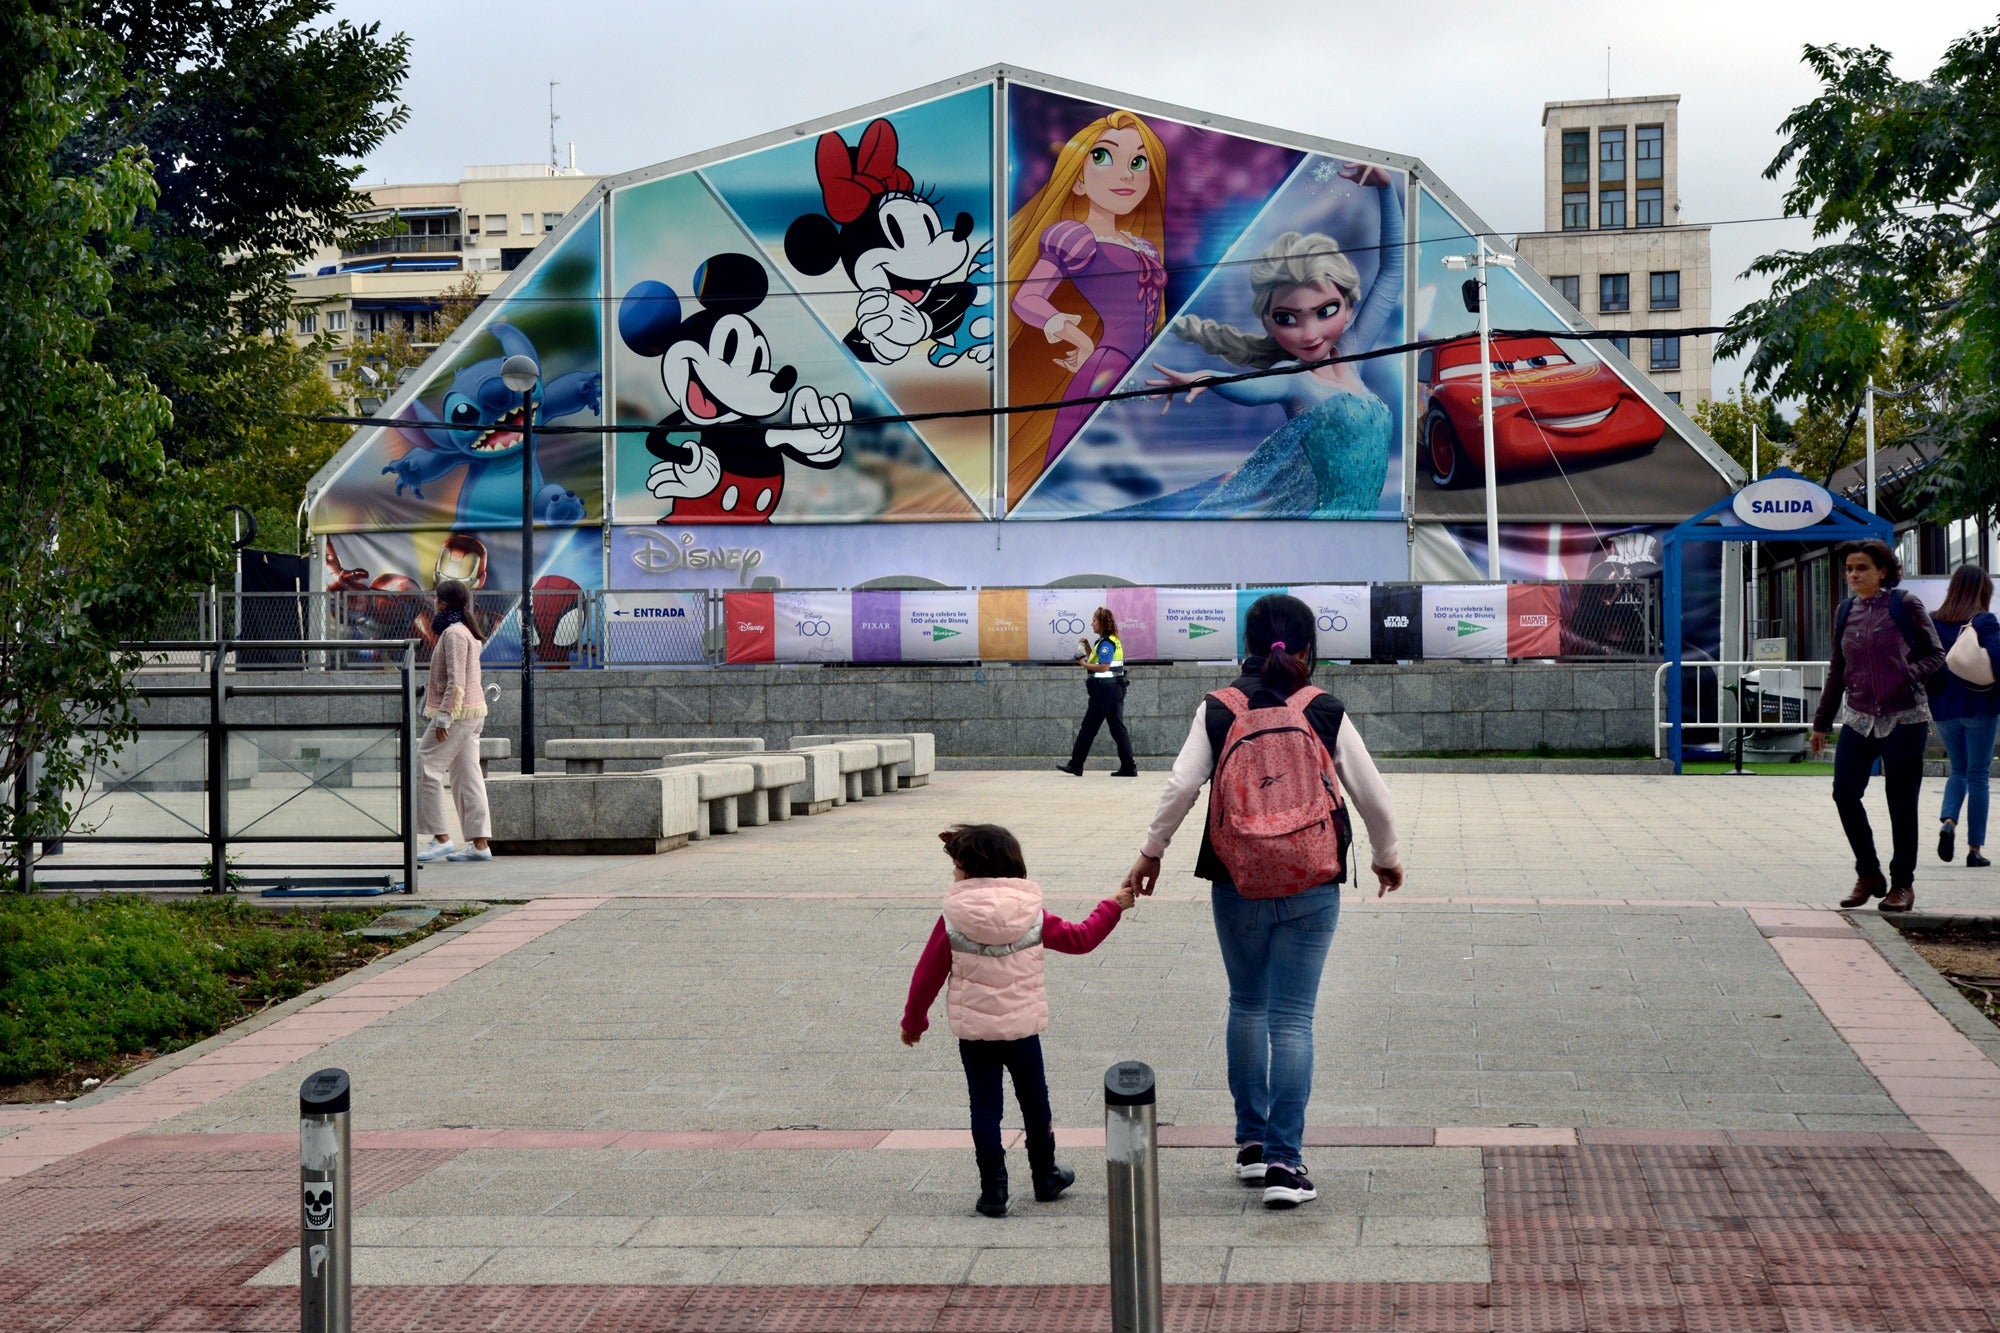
[1284,685,1326,714]
[1836,590,1924,657]
[1209,687,1250,719]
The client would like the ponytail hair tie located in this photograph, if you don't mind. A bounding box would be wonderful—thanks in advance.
[1270,641,1286,654]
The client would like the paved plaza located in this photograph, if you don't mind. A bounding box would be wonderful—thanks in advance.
[5,769,2000,1329]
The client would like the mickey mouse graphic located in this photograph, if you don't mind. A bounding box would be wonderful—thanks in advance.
[618,253,848,524]
[783,118,993,368]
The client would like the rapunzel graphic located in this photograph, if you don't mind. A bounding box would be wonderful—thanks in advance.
[1006,111,1169,505]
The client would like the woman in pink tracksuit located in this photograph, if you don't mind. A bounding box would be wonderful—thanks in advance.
[902,824,1134,1218]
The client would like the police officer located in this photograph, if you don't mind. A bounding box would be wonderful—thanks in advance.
[1058,607,1139,777]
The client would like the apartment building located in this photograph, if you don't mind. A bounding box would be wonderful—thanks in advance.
[1512,95,1712,406]
[285,163,601,390]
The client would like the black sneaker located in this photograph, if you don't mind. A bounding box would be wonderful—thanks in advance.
[1262,1163,1317,1209]
[1940,822,1957,863]
[1055,763,1083,777]
[1970,851,1991,868]
[1234,1144,1265,1184]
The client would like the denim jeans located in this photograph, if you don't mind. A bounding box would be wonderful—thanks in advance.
[958,1035,1053,1160]
[1832,722,1928,886]
[1936,714,2000,846]
[1209,881,1340,1171]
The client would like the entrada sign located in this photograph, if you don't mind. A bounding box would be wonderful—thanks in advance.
[1732,476,1834,531]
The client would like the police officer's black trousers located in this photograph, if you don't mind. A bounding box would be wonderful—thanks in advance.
[1069,675,1136,773]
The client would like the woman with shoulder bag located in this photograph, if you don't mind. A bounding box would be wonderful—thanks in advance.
[1929,564,2000,868]
[1808,541,1945,911]
[1121,594,1402,1209]
[417,580,494,863]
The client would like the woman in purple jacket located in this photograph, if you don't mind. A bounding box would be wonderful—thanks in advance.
[1809,541,1945,912]
[1928,565,2000,869]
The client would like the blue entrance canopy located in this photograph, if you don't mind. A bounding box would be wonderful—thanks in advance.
[1660,467,1892,772]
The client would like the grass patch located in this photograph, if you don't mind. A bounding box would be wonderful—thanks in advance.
[0,896,479,1101]
[1682,759,1834,776]
[1394,744,1659,761]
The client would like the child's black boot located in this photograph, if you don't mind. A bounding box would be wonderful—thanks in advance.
[1026,1129,1076,1202]
[975,1151,1010,1217]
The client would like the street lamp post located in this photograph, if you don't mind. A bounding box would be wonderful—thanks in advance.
[499,354,540,775]
[1442,242,1517,580]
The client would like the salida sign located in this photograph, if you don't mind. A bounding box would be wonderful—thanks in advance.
[1731,477,1834,532]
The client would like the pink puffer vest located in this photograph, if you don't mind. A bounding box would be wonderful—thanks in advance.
[942,877,1048,1041]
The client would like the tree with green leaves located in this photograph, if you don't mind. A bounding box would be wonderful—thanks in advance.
[1,4,222,883]
[1720,20,2000,522]
[1688,388,1792,476]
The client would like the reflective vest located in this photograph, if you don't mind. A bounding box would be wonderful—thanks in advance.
[1092,633,1126,677]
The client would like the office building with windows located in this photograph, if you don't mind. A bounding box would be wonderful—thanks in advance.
[284,162,601,388]
[1513,95,1711,406]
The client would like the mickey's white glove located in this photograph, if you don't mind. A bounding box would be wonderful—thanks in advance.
[767,387,849,463]
[648,441,722,502]
[854,291,929,363]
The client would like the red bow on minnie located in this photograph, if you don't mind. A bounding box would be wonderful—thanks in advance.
[815,119,913,225]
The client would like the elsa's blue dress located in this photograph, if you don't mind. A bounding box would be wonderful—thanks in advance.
[1109,185,1403,520]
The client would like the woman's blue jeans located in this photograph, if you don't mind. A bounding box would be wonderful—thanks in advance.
[1936,714,2000,846]
[1209,881,1340,1172]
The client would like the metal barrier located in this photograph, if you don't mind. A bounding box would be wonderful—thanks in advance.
[20,641,419,894]
[299,1068,352,1333]
[1652,659,1830,761]
[1105,1061,1162,1333]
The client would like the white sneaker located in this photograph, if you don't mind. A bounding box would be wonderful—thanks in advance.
[416,841,457,862]
[446,846,493,862]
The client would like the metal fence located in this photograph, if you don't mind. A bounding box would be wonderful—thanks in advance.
[20,640,419,894]
[166,580,1665,670]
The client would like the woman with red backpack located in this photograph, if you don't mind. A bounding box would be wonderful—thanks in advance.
[1123,593,1403,1209]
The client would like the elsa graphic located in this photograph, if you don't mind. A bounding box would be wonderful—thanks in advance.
[1006,111,1169,499]
[1137,163,1403,519]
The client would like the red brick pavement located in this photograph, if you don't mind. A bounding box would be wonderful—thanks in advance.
[3,1136,1998,1331]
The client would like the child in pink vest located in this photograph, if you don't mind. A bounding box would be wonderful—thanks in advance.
[902,824,1133,1217]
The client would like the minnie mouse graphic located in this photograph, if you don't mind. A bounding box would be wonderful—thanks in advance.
[783,118,993,367]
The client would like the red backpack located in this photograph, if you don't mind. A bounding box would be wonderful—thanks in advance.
[1206,686,1349,898]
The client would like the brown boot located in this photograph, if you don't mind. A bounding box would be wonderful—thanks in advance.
[1840,870,1888,909]
[1880,884,1915,912]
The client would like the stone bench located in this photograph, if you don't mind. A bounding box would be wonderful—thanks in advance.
[545,737,765,774]
[486,768,700,855]
[789,732,934,788]
[675,761,757,839]
[644,752,807,828]
[479,737,510,777]
[781,746,847,816]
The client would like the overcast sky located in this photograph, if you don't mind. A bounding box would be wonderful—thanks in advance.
[329,0,1985,393]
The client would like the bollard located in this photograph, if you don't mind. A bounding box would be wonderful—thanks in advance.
[1105,1060,1162,1333]
[299,1068,352,1333]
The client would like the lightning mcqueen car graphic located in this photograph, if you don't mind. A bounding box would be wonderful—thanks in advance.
[1417,335,1665,487]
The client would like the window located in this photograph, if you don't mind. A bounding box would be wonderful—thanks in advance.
[466,215,480,234]
[1562,130,1589,184]
[1599,127,1625,181]
[1599,273,1630,312]
[1649,336,1681,371]
[1664,391,1681,404]
[1562,191,1588,230]
[328,359,347,378]
[1600,189,1626,229]
[326,310,346,332]
[1550,275,1581,308]
[1636,187,1663,228]
[1649,271,1680,310]
[1636,125,1663,181]
[296,312,317,335]
[543,212,563,232]
[521,213,535,236]
[1607,334,1631,357]
[482,213,507,235]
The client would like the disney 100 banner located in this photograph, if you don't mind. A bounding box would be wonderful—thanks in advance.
[311,82,1417,534]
